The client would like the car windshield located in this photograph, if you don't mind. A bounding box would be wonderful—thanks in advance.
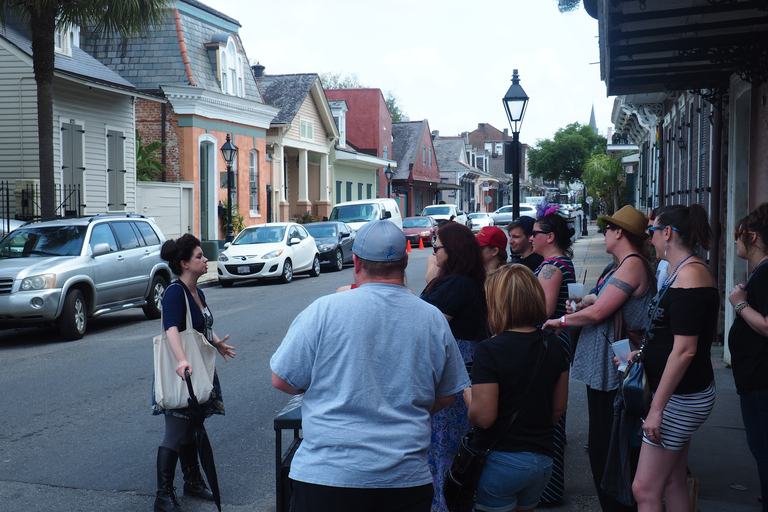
[423,206,451,216]
[403,218,431,228]
[468,213,487,219]
[0,226,87,259]
[305,224,337,238]
[330,204,379,223]
[233,226,286,245]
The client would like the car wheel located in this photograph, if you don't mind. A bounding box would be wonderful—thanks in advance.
[59,289,87,340]
[143,274,167,319]
[309,255,321,277]
[333,249,344,271]
[278,259,293,284]
[219,279,233,288]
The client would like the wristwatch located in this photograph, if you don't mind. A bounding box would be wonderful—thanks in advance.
[559,315,567,327]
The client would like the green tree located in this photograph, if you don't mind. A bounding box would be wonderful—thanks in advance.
[0,0,171,218]
[318,71,407,122]
[527,122,607,184]
[135,130,165,181]
[581,153,626,215]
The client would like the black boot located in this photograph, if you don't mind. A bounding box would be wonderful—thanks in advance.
[179,443,215,501]
[155,446,186,512]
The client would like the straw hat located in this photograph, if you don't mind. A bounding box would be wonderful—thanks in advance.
[601,205,649,239]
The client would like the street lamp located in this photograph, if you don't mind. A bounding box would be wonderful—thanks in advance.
[502,69,529,221]
[581,182,589,236]
[384,163,393,197]
[220,134,238,242]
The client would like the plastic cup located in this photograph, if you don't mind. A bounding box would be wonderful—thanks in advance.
[567,283,584,311]
[611,338,632,372]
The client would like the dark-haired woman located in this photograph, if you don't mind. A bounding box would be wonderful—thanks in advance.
[728,202,768,512]
[420,222,487,512]
[633,204,717,512]
[465,265,569,512]
[530,213,576,504]
[153,234,236,512]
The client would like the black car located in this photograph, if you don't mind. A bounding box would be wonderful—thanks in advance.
[304,221,354,271]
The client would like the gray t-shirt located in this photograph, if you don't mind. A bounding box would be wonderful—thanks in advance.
[270,283,469,488]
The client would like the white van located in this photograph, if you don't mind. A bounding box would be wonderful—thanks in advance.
[329,198,403,231]
[421,204,468,226]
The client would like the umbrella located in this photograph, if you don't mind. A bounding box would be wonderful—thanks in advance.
[185,370,222,512]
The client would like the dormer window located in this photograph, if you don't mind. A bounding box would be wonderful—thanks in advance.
[218,36,244,97]
[54,23,79,57]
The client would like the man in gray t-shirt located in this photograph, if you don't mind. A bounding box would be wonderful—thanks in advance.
[271,220,469,512]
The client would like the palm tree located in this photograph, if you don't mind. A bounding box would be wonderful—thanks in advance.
[0,0,170,218]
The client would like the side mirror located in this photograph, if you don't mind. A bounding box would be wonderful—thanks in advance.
[91,243,111,257]
[341,232,350,238]
[224,242,232,249]
[382,210,392,219]
[289,237,301,245]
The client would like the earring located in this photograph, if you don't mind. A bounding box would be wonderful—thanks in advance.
[664,243,668,258]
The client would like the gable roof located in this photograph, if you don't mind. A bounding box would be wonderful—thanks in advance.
[391,120,428,180]
[433,138,471,173]
[1,22,136,91]
[255,73,320,125]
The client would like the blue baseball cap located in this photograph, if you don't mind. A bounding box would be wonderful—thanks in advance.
[352,220,407,262]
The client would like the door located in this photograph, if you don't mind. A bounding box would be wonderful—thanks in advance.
[109,220,148,300]
[88,223,124,306]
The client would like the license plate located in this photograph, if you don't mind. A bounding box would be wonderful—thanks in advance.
[237,265,250,274]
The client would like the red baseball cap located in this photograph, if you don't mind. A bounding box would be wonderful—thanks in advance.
[476,226,507,249]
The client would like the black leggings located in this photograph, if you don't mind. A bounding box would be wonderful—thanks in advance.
[160,415,195,452]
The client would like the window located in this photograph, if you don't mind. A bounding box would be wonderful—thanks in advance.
[358,183,363,199]
[220,37,244,97]
[367,184,372,199]
[423,145,426,165]
[336,181,342,202]
[485,142,492,153]
[300,119,314,141]
[134,221,161,245]
[383,146,388,159]
[89,224,118,253]
[54,23,79,57]
[111,222,141,250]
[495,143,503,155]
[249,150,259,215]
[346,181,352,201]
[429,147,432,167]
[107,130,125,212]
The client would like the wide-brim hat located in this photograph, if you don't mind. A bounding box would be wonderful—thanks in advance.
[601,205,649,239]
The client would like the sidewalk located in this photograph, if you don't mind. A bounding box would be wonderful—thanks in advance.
[556,226,761,511]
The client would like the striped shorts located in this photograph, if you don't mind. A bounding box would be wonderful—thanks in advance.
[644,381,715,450]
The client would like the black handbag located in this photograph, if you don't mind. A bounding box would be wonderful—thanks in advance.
[443,334,549,512]
[622,349,651,416]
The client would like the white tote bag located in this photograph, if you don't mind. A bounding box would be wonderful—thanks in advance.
[153,291,217,410]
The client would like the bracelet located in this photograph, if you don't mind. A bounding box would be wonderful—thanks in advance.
[559,315,567,327]
[734,301,750,316]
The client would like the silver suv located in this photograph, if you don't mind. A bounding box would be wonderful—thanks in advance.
[0,214,172,340]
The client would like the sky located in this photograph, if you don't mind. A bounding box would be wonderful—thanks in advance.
[200,0,616,147]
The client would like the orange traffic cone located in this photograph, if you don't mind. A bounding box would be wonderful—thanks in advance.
[418,238,424,250]
[406,241,412,252]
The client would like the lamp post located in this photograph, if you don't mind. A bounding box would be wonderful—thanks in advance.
[220,134,238,242]
[581,182,589,236]
[384,163,393,197]
[502,69,529,221]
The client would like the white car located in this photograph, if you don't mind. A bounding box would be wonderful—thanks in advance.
[490,203,538,226]
[217,222,320,286]
[467,213,495,233]
[421,204,468,226]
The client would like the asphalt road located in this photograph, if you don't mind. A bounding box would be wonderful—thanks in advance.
[0,249,434,512]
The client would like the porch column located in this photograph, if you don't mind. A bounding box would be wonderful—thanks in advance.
[296,148,311,214]
[316,152,331,220]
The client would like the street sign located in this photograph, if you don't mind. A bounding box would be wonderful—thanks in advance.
[482,182,489,191]
[586,196,594,205]
[484,196,492,204]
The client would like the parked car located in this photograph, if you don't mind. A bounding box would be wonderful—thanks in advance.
[304,221,354,271]
[467,213,495,233]
[421,204,468,226]
[402,216,437,246]
[490,203,538,226]
[329,198,403,231]
[1,218,26,240]
[0,214,171,340]
[217,222,320,286]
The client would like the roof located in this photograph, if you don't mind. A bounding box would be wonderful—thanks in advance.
[596,0,768,95]
[391,120,426,180]
[255,74,318,125]
[433,138,470,173]
[1,22,136,91]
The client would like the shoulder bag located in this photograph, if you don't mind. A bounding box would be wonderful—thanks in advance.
[153,289,217,410]
[443,333,549,512]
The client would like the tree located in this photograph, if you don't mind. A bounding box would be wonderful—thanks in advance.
[0,0,170,218]
[527,122,607,184]
[557,0,581,12]
[318,71,407,122]
[581,153,626,215]
[135,130,165,181]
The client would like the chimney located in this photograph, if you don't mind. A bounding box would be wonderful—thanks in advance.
[478,123,485,129]
[251,62,265,78]
[431,130,439,140]
[503,128,508,137]
[462,131,469,144]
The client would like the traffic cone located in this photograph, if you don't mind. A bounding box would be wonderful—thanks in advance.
[406,241,412,252]
[418,238,424,250]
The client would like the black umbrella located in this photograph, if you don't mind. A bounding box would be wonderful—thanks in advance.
[185,370,221,512]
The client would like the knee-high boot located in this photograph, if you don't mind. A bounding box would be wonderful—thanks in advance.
[179,443,215,501]
[155,446,186,512]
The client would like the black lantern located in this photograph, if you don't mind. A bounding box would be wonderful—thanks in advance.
[220,134,238,242]
[384,163,393,197]
[502,69,529,220]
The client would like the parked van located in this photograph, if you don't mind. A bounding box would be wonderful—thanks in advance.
[329,199,403,231]
[421,204,469,226]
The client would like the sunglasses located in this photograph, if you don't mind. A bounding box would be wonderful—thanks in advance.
[734,230,756,242]
[530,230,551,237]
[433,245,445,254]
[647,225,677,235]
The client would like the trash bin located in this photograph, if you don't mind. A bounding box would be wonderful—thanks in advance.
[274,395,303,512]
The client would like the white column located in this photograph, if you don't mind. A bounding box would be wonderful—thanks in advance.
[319,153,329,202]
[298,148,308,202]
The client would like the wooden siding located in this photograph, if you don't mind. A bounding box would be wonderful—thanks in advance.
[286,93,328,145]
[52,81,136,214]
[0,45,39,185]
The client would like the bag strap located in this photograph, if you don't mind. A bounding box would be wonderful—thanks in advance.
[484,331,550,452]
[634,259,681,359]
[542,257,574,277]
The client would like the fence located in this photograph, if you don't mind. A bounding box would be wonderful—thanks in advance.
[0,179,82,223]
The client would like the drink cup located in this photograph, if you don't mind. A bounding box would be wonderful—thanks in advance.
[567,283,584,311]
[611,338,632,372]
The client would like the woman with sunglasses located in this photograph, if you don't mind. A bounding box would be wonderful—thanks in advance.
[529,213,576,504]
[633,204,717,512]
[420,222,487,512]
[544,205,655,512]
[728,202,768,511]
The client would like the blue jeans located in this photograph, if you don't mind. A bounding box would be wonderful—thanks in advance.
[475,451,553,512]
[741,388,768,512]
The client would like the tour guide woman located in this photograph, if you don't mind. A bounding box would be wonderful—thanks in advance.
[465,264,569,512]
[154,234,236,512]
